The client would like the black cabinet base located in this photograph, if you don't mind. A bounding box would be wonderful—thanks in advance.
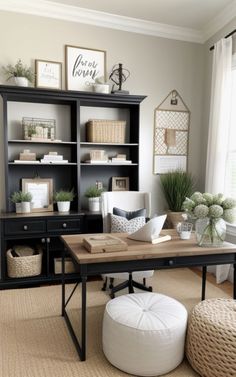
[0,212,103,289]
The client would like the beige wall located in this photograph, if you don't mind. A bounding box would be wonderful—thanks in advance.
[0,10,205,214]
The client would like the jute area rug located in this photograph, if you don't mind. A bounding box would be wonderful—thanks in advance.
[0,268,230,377]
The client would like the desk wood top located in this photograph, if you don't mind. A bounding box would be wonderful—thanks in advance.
[61,230,236,265]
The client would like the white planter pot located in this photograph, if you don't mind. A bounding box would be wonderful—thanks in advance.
[15,203,22,214]
[57,201,70,213]
[14,77,29,87]
[21,201,31,213]
[88,197,100,212]
[93,84,109,94]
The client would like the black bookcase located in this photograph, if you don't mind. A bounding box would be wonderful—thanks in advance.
[0,85,146,288]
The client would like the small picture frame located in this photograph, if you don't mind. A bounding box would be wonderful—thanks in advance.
[65,45,106,91]
[35,60,62,89]
[112,177,129,191]
[22,178,53,212]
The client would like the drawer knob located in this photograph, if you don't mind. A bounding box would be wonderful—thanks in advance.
[169,260,174,266]
[62,223,67,228]
[23,225,28,231]
[41,238,45,243]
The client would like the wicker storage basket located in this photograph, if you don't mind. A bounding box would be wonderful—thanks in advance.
[7,247,42,278]
[86,119,126,143]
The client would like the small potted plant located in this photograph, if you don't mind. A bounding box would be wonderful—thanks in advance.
[93,76,109,94]
[10,191,32,213]
[54,189,75,213]
[160,169,194,228]
[2,59,34,87]
[85,186,104,212]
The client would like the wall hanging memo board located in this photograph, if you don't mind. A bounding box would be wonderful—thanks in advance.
[153,90,190,174]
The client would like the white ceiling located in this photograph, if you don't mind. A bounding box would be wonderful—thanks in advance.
[49,0,233,29]
[0,0,236,43]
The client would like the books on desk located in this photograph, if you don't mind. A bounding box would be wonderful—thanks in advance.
[83,235,128,253]
[151,235,172,244]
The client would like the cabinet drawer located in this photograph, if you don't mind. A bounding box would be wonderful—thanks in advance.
[47,218,82,233]
[4,220,46,235]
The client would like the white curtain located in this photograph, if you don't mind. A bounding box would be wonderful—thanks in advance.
[205,37,232,284]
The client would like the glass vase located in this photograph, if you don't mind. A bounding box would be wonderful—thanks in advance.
[195,217,226,247]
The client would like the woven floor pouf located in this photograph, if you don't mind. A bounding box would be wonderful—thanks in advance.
[186,298,236,377]
[103,292,188,376]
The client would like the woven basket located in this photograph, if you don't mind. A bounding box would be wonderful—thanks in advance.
[7,247,43,278]
[86,119,126,143]
[186,298,236,377]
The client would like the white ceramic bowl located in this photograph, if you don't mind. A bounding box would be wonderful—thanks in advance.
[93,84,110,94]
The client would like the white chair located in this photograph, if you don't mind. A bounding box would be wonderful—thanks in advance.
[101,191,154,297]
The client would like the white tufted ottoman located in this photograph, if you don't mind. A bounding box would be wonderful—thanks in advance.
[102,292,188,376]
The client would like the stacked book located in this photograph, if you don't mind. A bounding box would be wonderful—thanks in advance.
[111,154,132,164]
[111,158,132,164]
[86,149,108,164]
[41,152,68,164]
[83,235,128,253]
[14,149,39,163]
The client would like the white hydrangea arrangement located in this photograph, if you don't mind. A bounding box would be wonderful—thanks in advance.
[182,192,236,223]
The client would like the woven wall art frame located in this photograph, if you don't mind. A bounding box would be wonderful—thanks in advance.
[153,90,190,174]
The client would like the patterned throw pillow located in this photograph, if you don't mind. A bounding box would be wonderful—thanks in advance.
[110,214,146,234]
[113,207,146,220]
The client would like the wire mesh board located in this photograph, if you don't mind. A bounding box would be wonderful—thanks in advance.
[153,90,190,174]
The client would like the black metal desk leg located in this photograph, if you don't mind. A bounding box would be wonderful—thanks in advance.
[201,266,207,301]
[62,247,65,316]
[234,263,236,299]
[81,276,87,361]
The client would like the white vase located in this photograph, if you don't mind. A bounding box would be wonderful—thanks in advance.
[14,77,29,87]
[93,84,110,94]
[195,217,226,247]
[21,201,31,213]
[88,197,100,212]
[57,201,70,213]
[15,203,22,214]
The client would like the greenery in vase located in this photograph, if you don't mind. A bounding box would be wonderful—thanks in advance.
[160,170,194,212]
[183,192,236,245]
[2,59,34,83]
[84,186,104,198]
[54,189,75,202]
[10,191,32,203]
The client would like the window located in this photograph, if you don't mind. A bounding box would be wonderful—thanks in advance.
[225,53,236,198]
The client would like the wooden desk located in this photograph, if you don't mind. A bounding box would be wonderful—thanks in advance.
[61,230,236,361]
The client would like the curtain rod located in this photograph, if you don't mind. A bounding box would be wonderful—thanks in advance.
[210,29,236,51]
